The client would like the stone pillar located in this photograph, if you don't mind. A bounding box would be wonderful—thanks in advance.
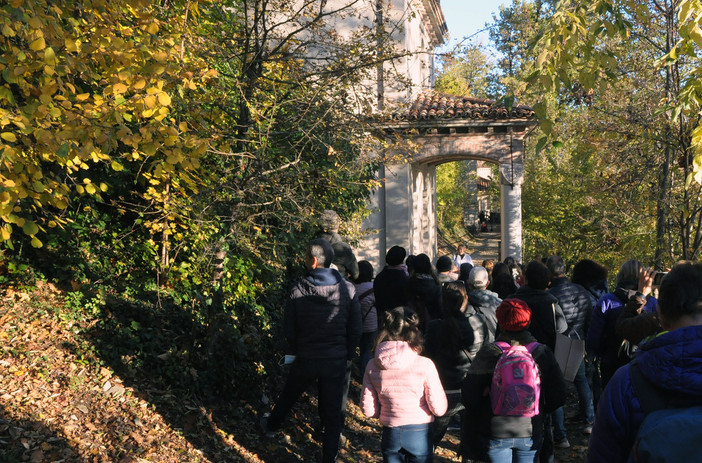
[499,138,524,263]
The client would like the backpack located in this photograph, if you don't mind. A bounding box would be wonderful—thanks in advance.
[490,341,541,417]
[627,360,702,463]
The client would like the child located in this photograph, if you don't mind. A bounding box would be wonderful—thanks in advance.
[361,306,448,463]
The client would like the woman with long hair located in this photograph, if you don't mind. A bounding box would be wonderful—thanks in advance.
[424,281,490,446]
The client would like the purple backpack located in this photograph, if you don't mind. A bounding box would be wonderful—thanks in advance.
[490,341,541,417]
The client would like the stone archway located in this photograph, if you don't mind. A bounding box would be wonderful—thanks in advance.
[357,92,536,268]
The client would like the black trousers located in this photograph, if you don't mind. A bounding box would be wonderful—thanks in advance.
[267,357,347,463]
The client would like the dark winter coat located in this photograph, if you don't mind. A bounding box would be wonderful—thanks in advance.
[424,308,491,390]
[587,325,702,462]
[373,266,410,315]
[548,276,592,339]
[284,267,362,361]
[407,274,443,329]
[461,330,567,461]
[509,286,567,352]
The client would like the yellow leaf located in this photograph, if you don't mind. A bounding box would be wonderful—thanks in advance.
[0,226,10,240]
[44,47,56,65]
[2,24,15,37]
[85,183,96,194]
[147,23,159,34]
[99,183,108,192]
[28,17,42,29]
[48,220,57,228]
[30,37,46,51]
[76,184,84,194]
[1,132,17,142]
[134,78,146,90]
[113,82,128,94]
[65,38,78,52]
[144,95,157,109]
[158,92,171,106]
[31,236,42,248]
[76,93,90,101]
[111,160,124,171]
[153,51,168,62]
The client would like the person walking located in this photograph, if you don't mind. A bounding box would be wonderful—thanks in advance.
[261,238,361,463]
[361,306,448,463]
[461,299,567,463]
[546,255,596,438]
[424,281,489,446]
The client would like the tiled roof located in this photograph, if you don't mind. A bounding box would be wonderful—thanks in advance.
[389,91,534,121]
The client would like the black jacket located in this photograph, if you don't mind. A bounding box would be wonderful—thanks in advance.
[424,308,490,390]
[509,286,567,351]
[373,266,410,315]
[284,268,362,360]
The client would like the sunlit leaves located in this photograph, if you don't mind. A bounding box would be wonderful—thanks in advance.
[0,0,212,245]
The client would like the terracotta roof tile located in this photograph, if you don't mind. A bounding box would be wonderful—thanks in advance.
[391,91,534,121]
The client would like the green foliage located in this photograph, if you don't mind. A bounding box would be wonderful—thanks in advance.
[436,43,495,98]
[437,161,476,233]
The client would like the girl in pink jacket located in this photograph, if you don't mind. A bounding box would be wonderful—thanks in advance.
[361,306,448,463]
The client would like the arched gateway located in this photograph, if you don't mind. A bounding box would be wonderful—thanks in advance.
[358,92,536,268]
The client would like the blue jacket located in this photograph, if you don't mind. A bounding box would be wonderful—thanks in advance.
[585,291,657,365]
[587,325,702,462]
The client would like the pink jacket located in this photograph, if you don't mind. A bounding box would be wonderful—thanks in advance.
[361,341,447,427]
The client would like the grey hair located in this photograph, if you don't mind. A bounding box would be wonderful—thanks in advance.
[308,238,334,268]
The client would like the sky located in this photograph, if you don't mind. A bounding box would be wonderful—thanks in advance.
[438,0,506,50]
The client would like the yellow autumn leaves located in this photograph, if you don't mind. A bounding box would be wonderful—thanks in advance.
[0,0,213,247]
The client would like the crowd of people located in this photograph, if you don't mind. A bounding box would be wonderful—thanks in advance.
[259,212,702,463]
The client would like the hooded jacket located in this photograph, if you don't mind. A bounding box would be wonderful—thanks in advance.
[284,267,361,360]
[361,341,447,427]
[587,325,702,462]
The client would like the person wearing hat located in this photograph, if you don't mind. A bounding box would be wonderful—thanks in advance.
[460,299,566,463]
[436,255,457,285]
[467,266,501,339]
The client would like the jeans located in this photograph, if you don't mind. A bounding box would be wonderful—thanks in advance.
[573,357,595,423]
[431,390,463,445]
[487,437,537,463]
[267,357,347,463]
[381,423,432,463]
[552,407,566,441]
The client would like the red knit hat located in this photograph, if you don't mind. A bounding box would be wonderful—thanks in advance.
[496,298,532,331]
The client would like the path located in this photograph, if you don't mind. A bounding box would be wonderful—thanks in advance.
[438,226,501,264]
